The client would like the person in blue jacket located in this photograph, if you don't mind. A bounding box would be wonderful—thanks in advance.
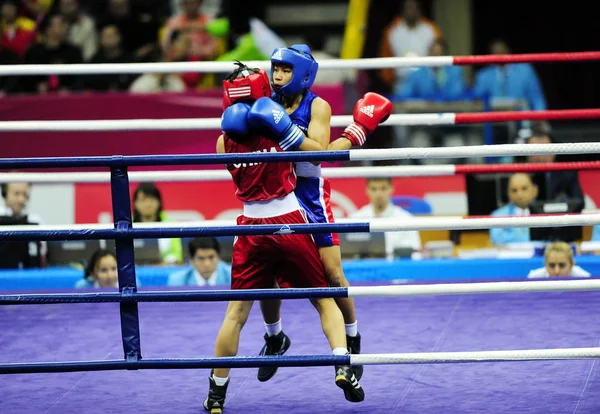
[473,39,547,111]
[490,173,539,245]
[167,237,231,287]
[395,38,466,101]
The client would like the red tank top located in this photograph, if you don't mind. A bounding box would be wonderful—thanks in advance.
[223,134,296,202]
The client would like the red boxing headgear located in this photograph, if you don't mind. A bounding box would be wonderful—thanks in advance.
[223,61,271,109]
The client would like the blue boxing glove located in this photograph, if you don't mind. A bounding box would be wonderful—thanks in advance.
[247,97,305,151]
[221,103,251,137]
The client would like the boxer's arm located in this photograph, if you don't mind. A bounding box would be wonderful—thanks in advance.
[307,98,332,149]
[216,134,225,154]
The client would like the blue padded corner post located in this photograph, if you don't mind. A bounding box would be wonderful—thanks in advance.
[110,165,142,364]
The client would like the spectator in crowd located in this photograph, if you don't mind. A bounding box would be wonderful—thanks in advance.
[527,242,590,278]
[128,30,190,92]
[0,45,20,94]
[304,29,355,86]
[132,183,183,264]
[489,173,538,245]
[526,122,584,204]
[0,182,42,223]
[0,0,37,58]
[56,0,97,61]
[161,0,217,61]
[394,38,465,101]
[98,0,160,62]
[351,178,421,259]
[473,39,547,111]
[84,24,132,91]
[378,0,442,92]
[75,249,119,288]
[167,237,231,286]
[22,13,83,94]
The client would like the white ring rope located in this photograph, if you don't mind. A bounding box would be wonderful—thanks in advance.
[348,143,600,161]
[347,279,600,298]
[350,348,600,365]
[3,213,600,233]
[0,57,455,76]
[0,114,453,131]
[0,166,455,183]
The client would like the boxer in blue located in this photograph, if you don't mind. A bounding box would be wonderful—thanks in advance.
[255,44,392,383]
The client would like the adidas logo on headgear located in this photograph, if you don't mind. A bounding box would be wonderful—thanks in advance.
[360,105,374,118]
[272,50,283,60]
[272,110,284,124]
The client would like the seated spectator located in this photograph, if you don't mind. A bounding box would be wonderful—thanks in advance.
[161,0,217,61]
[84,25,133,91]
[129,30,192,93]
[473,39,546,111]
[22,14,83,94]
[0,182,42,223]
[350,178,421,259]
[526,123,584,204]
[98,0,159,62]
[489,173,538,245]
[132,183,183,264]
[75,249,118,288]
[56,0,97,61]
[395,38,466,101]
[0,0,37,58]
[527,242,590,278]
[0,46,20,95]
[167,237,231,286]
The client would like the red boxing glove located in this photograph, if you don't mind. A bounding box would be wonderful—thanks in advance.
[341,92,393,146]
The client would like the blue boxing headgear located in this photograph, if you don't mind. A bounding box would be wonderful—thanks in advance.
[270,44,319,97]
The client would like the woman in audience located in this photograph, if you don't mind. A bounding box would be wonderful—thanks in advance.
[132,182,183,264]
[75,249,118,288]
[527,242,590,278]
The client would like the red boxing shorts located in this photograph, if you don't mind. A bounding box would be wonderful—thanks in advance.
[231,209,328,290]
[295,177,340,248]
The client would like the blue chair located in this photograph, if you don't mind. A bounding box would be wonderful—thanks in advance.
[391,195,432,215]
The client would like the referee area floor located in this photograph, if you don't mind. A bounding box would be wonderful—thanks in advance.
[1,282,600,413]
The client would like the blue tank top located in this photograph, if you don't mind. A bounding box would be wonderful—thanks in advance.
[273,90,321,177]
[272,90,318,136]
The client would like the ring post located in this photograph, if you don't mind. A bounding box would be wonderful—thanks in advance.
[110,162,142,365]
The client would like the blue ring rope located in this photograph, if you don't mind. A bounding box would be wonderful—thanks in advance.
[0,151,351,169]
[0,223,371,241]
[0,355,351,374]
[0,288,349,305]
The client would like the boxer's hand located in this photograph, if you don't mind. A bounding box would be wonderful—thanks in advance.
[247,97,305,151]
[341,92,393,146]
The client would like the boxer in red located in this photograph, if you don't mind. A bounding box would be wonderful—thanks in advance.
[203,62,365,413]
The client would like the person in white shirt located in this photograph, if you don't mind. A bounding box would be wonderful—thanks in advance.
[351,177,421,259]
[528,241,590,278]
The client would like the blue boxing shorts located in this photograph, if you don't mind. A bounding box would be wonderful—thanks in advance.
[294,176,339,248]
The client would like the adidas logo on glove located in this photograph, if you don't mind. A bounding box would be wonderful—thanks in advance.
[359,105,374,118]
[272,110,284,124]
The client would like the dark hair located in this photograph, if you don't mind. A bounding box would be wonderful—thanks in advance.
[1,182,31,199]
[84,249,117,280]
[132,183,164,222]
[367,177,392,184]
[188,237,221,257]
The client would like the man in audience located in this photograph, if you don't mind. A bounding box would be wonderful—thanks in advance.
[57,0,98,61]
[0,182,42,223]
[351,178,421,259]
[22,14,84,94]
[489,173,538,245]
[0,0,36,58]
[84,25,133,91]
[167,237,231,286]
